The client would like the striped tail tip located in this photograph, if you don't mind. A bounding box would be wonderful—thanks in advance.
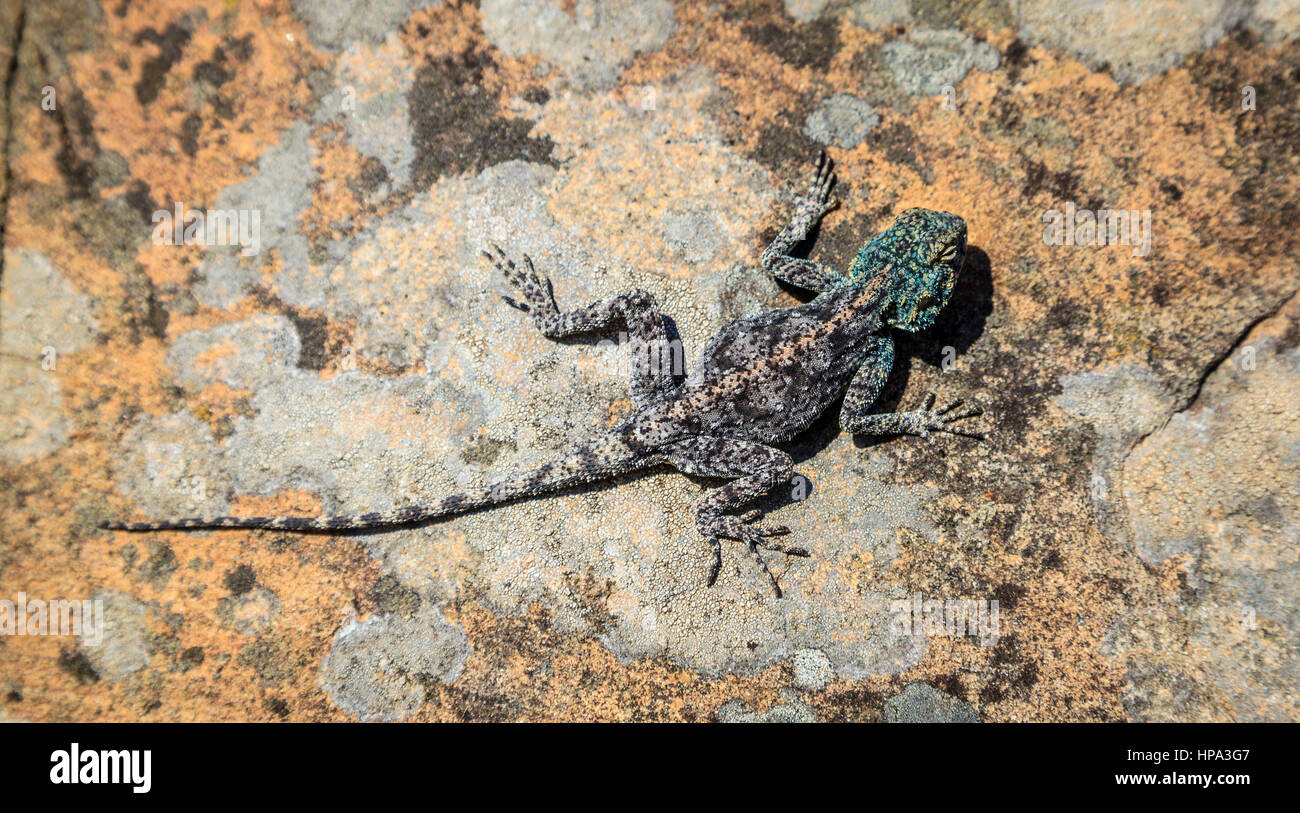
[99,519,209,531]
[99,520,145,531]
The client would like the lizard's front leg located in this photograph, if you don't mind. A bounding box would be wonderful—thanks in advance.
[761,151,845,293]
[839,344,985,440]
[664,436,808,597]
[484,245,678,405]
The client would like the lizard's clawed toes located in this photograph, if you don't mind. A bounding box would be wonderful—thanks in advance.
[757,539,808,556]
[738,508,791,537]
[700,512,808,597]
[706,537,724,588]
[808,150,838,211]
[788,150,840,223]
[701,539,793,598]
[920,393,989,440]
[484,243,560,324]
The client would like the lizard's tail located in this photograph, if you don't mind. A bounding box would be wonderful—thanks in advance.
[99,439,644,532]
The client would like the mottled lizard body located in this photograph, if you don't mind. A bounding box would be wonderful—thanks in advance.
[103,153,982,596]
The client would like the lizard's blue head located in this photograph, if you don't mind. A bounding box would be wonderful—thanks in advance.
[848,207,966,333]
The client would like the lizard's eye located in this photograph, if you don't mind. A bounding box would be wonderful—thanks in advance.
[936,243,958,263]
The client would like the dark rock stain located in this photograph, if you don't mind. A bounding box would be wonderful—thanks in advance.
[371,574,421,619]
[179,646,205,671]
[180,112,202,156]
[872,121,932,182]
[407,56,557,189]
[1187,33,1300,264]
[1020,157,1080,202]
[264,697,290,718]
[744,14,840,73]
[1002,38,1030,81]
[250,287,351,371]
[123,179,156,224]
[749,117,822,178]
[59,648,100,685]
[223,564,257,595]
[141,542,178,586]
[133,21,192,106]
[820,686,886,722]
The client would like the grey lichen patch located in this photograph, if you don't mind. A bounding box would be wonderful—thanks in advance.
[1113,307,1300,721]
[1246,0,1300,45]
[191,253,260,311]
[884,681,980,722]
[479,0,678,89]
[164,316,487,530]
[803,93,879,149]
[193,40,420,311]
[1015,0,1246,86]
[0,248,98,357]
[151,312,487,601]
[531,64,775,292]
[319,605,469,721]
[660,209,726,264]
[82,590,151,682]
[791,648,834,691]
[0,248,99,463]
[319,34,416,188]
[843,0,913,30]
[194,122,317,310]
[277,159,570,367]
[217,588,282,636]
[591,446,935,679]
[883,28,1000,96]
[778,0,924,31]
[111,411,233,522]
[290,0,432,52]
[166,314,301,392]
[284,66,772,374]
[1054,363,1174,552]
[215,120,317,255]
[0,371,70,466]
[717,692,818,722]
[784,0,833,23]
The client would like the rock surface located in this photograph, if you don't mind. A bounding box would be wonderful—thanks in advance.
[804,93,880,148]
[0,0,1296,721]
[884,681,980,722]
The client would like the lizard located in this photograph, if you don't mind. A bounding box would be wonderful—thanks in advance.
[101,151,983,597]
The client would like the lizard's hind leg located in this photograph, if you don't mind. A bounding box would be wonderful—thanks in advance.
[485,245,679,404]
[664,436,809,597]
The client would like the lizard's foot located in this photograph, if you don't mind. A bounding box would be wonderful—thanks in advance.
[796,150,839,221]
[701,512,810,598]
[484,243,560,328]
[912,393,986,440]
